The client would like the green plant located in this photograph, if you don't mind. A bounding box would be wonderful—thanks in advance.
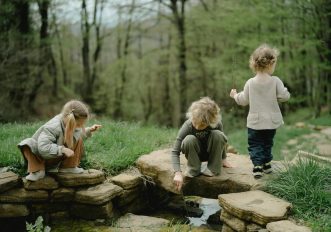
[266,158,331,231]
[26,216,51,232]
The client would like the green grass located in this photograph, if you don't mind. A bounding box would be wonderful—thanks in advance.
[0,119,176,175]
[265,159,331,231]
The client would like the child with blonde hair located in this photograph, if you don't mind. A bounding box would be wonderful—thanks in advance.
[230,44,290,178]
[18,100,102,181]
[172,97,231,191]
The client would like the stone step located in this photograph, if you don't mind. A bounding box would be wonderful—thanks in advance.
[266,220,312,232]
[75,182,123,205]
[218,190,292,226]
[0,188,48,203]
[0,204,29,217]
[23,176,58,190]
[0,171,20,193]
[136,149,271,198]
[52,169,105,187]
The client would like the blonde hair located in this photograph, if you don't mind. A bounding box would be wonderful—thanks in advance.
[61,100,89,149]
[186,97,220,128]
[249,44,279,73]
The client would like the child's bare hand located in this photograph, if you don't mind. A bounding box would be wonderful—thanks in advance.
[62,147,74,157]
[230,89,237,98]
[89,124,102,132]
[173,171,183,191]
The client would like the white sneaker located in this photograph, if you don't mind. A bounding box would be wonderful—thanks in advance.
[59,167,84,174]
[26,170,45,181]
[201,167,214,177]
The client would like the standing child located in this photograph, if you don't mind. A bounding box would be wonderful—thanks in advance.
[18,100,102,181]
[172,97,231,191]
[229,44,290,178]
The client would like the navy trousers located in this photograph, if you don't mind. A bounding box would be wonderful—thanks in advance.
[247,128,276,166]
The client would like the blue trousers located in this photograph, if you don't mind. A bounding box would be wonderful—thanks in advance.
[248,128,276,166]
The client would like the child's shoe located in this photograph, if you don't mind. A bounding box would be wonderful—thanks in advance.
[201,167,214,177]
[253,166,263,179]
[263,162,272,174]
[59,167,84,174]
[26,170,45,181]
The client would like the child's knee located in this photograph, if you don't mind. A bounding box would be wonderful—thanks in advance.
[210,130,227,144]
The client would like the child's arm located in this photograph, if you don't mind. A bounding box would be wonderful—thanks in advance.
[84,124,102,138]
[37,127,64,158]
[276,78,290,102]
[230,81,249,106]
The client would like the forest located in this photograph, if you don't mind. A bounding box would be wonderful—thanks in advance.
[0,0,330,128]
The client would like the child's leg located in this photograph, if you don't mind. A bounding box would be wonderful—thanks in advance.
[60,138,83,168]
[263,129,276,163]
[181,135,201,176]
[248,128,265,178]
[21,146,45,173]
[247,128,265,166]
[206,130,227,175]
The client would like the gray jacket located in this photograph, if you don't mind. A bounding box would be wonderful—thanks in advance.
[18,114,91,159]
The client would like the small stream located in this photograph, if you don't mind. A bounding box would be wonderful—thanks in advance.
[50,197,222,231]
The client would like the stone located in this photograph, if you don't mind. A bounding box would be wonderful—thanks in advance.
[70,201,114,219]
[115,213,169,229]
[321,127,331,137]
[287,139,298,146]
[53,169,105,187]
[136,149,267,198]
[114,186,142,207]
[75,182,123,205]
[0,167,9,173]
[23,176,59,190]
[295,122,305,128]
[266,220,312,232]
[111,173,143,189]
[0,204,29,217]
[0,171,20,193]
[0,188,48,203]
[220,210,247,232]
[227,145,238,154]
[50,211,70,220]
[247,222,264,231]
[221,224,236,232]
[50,188,75,202]
[293,150,331,165]
[218,190,292,226]
[30,203,68,214]
[317,144,331,157]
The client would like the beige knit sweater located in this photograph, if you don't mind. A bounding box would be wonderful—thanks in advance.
[234,75,290,130]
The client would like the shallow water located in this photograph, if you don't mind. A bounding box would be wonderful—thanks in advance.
[188,198,220,227]
[50,197,221,231]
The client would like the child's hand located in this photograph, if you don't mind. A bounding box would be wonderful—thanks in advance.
[62,147,74,157]
[230,89,237,98]
[89,124,102,133]
[173,171,183,191]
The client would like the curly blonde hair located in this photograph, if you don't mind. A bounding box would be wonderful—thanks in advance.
[186,97,220,128]
[249,44,279,73]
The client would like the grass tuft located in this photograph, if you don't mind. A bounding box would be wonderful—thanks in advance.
[266,158,331,231]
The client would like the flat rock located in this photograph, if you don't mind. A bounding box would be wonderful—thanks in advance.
[317,144,331,157]
[266,220,312,232]
[0,172,20,193]
[115,213,169,229]
[53,169,105,187]
[0,204,29,217]
[0,188,48,203]
[70,201,114,219]
[23,176,59,190]
[218,190,292,226]
[50,187,75,202]
[321,127,331,137]
[136,149,268,198]
[220,210,246,232]
[111,173,142,189]
[75,182,123,205]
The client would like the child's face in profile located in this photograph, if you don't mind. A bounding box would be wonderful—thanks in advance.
[192,119,208,130]
[75,118,86,128]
